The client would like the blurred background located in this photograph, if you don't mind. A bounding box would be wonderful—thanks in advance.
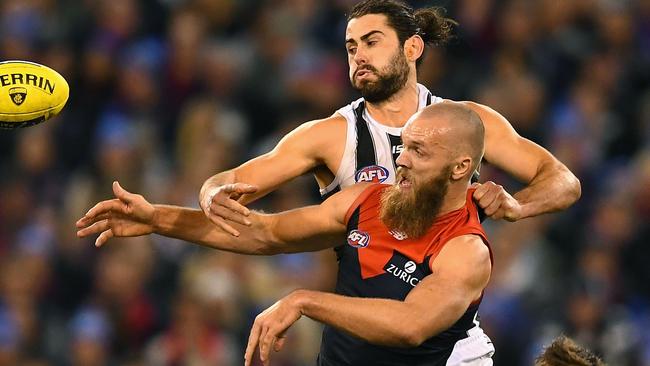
[0,0,648,365]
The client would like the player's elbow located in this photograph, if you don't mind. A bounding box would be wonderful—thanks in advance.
[399,329,428,348]
[568,172,582,204]
[401,301,470,347]
[393,313,438,347]
[255,242,284,255]
[557,163,582,208]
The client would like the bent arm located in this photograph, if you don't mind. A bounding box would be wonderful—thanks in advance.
[293,235,492,347]
[464,101,581,218]
[154,183,364,255]
[200,115,345,205]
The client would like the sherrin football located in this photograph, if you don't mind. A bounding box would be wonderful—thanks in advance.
[0,60,69,129]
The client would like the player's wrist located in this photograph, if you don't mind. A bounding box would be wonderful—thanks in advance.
[512,202,531,221]
[150,204,164,232]
[289,289,313,315]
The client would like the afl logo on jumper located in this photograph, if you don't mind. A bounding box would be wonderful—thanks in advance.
[347,230,370,248]
[355,165,389,183]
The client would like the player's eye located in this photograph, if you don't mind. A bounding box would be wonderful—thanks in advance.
[347,47,357,55]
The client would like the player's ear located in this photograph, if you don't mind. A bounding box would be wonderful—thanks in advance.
[450,156,472,181]
[404,35,424,62]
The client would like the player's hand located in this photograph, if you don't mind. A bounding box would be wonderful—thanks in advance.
[200,183,258,237]
[472,181,522,222]
[244,291,304,366]
[76,181,156,247]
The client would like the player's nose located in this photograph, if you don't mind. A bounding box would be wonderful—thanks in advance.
[353,47,368,65]
[396,149,410,168]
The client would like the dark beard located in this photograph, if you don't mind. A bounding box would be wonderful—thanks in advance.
[379,166,451,239]
[351,49,409,104]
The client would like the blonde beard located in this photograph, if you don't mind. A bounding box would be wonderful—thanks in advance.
[379,167,451,239]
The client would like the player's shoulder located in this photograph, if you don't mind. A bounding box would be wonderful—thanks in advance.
[280,113,347,150]
[443,100,508,126]
[293,113,347,136]
[442,234,490,264]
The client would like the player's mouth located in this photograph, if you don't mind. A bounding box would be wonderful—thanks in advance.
[398,176,412,189]
[355,69,375,79]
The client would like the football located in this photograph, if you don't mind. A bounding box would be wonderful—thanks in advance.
[0,60,70,129]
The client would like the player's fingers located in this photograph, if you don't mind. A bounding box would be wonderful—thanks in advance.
[483,195,507,217]
[76,219,110,238]
[219,197,252,217]
[477,189,499,210]
[85,199,124,220]
[211,205,251,226]
[207,215,241,237]
[76,211,108,228]
[259,324,271,363]
[113,181,135,203]
[95,229,114,247]
[245,322,263,366]
[225,183,258,195]
[260,331,275,366]
[472,181,492,200]
[274,333,287,352]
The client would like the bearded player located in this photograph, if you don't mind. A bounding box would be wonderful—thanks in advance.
[197,0,580,237]
[78,102,496,365]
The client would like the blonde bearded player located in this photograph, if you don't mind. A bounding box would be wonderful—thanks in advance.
[197,0,580,237]
[78,102,495,365]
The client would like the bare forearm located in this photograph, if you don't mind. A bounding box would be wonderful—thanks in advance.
[152,205,269,254]
[515,161,581,218]
[295,290,459,347]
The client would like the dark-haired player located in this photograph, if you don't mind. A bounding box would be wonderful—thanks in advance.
[78,102,496,365]
[197,0,580,236]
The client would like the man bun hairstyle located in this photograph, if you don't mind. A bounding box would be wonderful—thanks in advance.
[348,0,457,47]
[414,6,457,46]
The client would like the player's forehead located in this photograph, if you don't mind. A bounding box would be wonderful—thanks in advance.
[345,14,394,41]
[402,115,452,146]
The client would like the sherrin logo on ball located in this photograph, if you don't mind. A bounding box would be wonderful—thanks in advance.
[0,60,69,129]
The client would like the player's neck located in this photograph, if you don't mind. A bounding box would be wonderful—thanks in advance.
[437,183,470,217]
[365,81,419,128]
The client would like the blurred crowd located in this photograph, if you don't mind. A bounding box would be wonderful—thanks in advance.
[0,0,648,365]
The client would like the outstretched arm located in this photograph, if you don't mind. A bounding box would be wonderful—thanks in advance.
[244,234,492,366]
[77,181,364,255]
[462,101,581,221]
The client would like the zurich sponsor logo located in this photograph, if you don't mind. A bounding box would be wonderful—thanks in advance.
[347,230,370,248]
[404,261,416,274]
[355,165,389,183]
[385,260,421,287]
